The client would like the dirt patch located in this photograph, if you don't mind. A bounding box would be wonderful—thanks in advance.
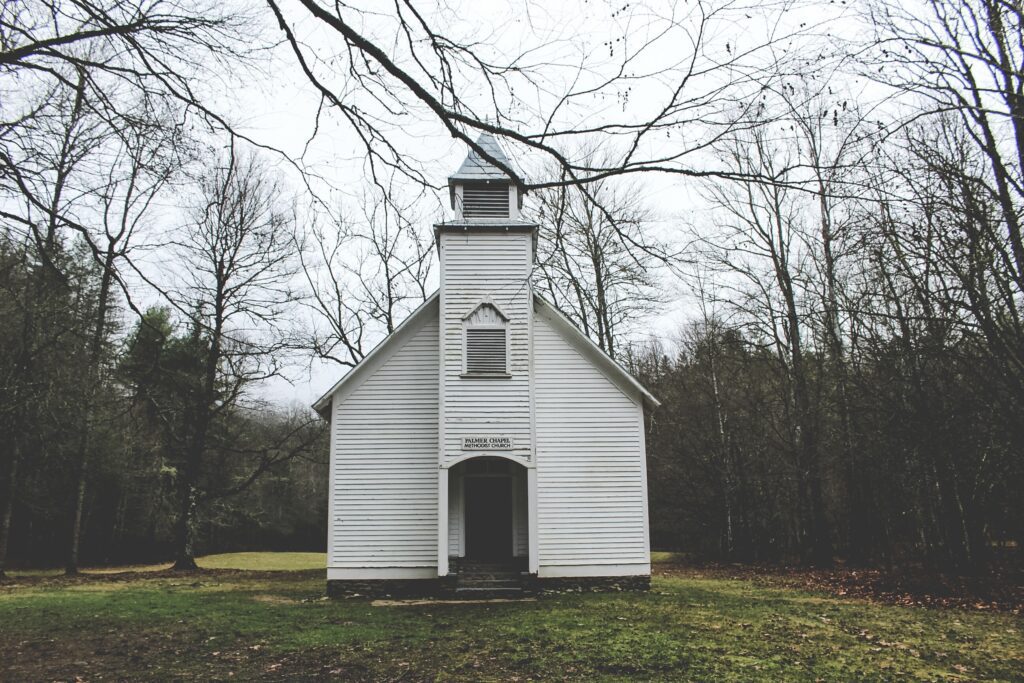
[656,561,1024,613]
[252,594,300,605]
[372,597,537,606]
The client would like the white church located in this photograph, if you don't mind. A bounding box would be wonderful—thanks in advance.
[313,134,659,596]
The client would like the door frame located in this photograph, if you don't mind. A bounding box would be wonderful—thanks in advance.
[439,458,535,577]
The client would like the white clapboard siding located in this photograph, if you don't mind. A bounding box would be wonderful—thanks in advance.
[447,471,462,556]
[533,311,649,568]
[330,313,439,568]
[440,231,533,460]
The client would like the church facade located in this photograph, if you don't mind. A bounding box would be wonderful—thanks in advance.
[313,134,658,595]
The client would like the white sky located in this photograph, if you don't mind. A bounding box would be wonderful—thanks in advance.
[132,0,866,409]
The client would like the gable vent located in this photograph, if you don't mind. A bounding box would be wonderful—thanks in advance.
[463,184,509,219]
[466,328,507,373]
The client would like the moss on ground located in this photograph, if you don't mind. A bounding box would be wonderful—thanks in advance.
[1,553,1021,681]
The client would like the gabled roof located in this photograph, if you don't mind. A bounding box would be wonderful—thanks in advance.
[311,290,660,419]
[311,292,439,419]
[449,132,519,184]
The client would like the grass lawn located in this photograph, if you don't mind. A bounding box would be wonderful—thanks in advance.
[4,551,327,577]
[1,553,1021,681]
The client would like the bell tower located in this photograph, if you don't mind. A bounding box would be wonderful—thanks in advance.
[435,133,539,575]
[446,133,526,222]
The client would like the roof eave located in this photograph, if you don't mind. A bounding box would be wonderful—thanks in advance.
[310,291,441,419]
[448,174,524,186]
[434,220,538,230]
[534,295,661,410]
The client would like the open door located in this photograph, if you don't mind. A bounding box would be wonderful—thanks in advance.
[464,476,513,561]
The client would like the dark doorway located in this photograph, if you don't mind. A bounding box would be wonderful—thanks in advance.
[464,476,513,561]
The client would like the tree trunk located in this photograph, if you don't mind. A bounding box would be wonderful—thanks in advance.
[172,476,199,571]
[707,327,735,559]
[0,449,19,580]
[171,309,220,571]
[172,392,206,572]
[778,237,831,566]
[789,299,831,566]
[65,248,115,575]
[65,459,88,575]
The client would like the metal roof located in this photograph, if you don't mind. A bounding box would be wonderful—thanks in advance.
[449,132,519,184]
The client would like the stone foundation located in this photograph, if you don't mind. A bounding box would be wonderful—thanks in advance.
[327,573,650,598]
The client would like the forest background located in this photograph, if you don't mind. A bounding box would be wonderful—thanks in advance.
[1,0,1021,577]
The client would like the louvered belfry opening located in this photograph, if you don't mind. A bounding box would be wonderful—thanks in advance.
[462,183,509,219]
[466,328,507,373]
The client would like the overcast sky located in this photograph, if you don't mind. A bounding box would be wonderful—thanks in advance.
[156,0,863,409]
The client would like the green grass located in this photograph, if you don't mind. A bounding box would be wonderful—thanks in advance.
[2,553,1021,681]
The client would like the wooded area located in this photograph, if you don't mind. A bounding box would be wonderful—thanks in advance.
[1,0,1021,577]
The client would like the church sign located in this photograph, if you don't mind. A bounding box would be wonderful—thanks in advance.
[462,435,513,451]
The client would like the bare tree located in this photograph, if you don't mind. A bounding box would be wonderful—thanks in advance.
[1,0,251,254]
[694,122,833,565]
[684,274,745,558]
[856,1,1024,564]
[165,146,301,570]
[0,69,108,579]
[532,154,665,359]
[65,104,184,575]
[2,5,247,570]
[851,112,1017,568]
[774,76,875,561]
[264,0,840,191]
[867,0,1024,393]
[298,185,434,368]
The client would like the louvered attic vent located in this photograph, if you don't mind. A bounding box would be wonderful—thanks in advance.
[463,184,509,219]
[466,328,507,373]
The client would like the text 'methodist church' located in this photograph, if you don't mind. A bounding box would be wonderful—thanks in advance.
[313,134,659,596]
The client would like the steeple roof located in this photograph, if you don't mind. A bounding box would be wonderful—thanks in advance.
[449,132,519,184]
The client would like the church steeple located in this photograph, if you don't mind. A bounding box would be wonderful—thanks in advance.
[446,132,527,222]
[433,132,538,501]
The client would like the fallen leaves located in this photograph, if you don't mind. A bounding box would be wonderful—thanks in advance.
[656,561,1024,613]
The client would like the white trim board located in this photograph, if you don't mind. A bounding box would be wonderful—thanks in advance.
[328,567,439,580]
[538,563,651,578]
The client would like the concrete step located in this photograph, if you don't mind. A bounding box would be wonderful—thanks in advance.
[457,581,522,589]
[458,566,521,572]
[458,574,521,580]
[454,586,524,598]
[458,574,521,581]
